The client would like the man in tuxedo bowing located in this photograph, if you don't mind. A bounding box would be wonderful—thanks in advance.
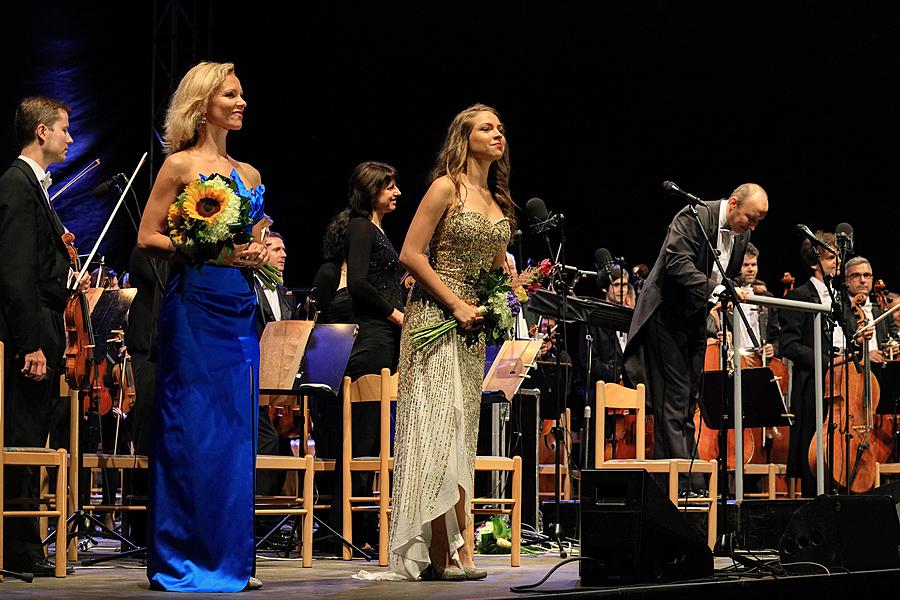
[254,231,297,501]
[0,97,75,574]
[624,183,768,493]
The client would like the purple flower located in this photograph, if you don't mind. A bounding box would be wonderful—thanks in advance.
[507,291,521,316]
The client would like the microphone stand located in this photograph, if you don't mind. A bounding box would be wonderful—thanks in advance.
[531,212,569,558]
[832,235,858,494]
[686,203,759,557]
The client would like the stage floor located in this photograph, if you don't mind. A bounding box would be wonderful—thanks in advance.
[1,553,582,599]
[5,551,900,599]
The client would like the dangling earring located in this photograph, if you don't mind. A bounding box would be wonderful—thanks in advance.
[199,115,207,126]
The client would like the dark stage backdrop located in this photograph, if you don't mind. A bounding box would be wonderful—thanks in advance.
[7,2,900,295]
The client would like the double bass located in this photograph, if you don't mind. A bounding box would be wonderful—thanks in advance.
[808,293,891,492]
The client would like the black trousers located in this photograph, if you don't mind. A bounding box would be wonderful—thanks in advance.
[643,307,707,490]
[2,310,65,567]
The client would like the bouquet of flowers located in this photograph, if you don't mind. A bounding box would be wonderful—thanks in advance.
[409,258,552,351]
[166,173,282,290]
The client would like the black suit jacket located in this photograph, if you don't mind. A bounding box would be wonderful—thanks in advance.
[0,158,71,359]
[624,199,750,385]
[254,280,297,337]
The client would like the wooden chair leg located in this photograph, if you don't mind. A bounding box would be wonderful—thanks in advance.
[1,452,5,581]
[466,512,475,557]
[511,457,522,567]
[708,461,718,551]
[55,450,67,577]
[302,454,313,568]
[767,464,776,500]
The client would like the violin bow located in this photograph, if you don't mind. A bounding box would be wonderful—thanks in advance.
[71,152,148,291]
[50,158,101,203]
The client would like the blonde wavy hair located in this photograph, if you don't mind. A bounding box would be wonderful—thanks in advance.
[429,103,516,230]
[163,61,235,154]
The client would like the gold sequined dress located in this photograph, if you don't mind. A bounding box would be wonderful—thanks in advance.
[389,210,510,579]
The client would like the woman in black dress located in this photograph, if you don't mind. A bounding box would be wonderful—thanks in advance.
[325,161,404,551]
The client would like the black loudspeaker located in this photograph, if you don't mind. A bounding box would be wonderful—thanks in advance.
[579,469,713,586]
[778,492,900,572]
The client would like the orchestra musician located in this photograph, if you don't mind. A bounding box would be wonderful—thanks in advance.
[0,96,78,576]
[780,231,842,497]
[844,256,898,366]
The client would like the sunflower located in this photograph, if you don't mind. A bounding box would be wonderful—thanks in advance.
[180,180,231,223]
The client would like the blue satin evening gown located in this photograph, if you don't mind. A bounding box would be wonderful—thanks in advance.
[148,170,265,592]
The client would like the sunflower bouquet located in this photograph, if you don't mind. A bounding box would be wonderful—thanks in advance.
[167,173,282,290]
[409,258,552,351]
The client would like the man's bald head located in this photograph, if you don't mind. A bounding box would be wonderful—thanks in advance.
[726,182,768,234]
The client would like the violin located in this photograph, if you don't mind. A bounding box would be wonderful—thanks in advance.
[62,232,95,390]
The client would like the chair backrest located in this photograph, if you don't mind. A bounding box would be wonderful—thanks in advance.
[595,381,647,462]
[347,369,399,404]
[342,368,398,460]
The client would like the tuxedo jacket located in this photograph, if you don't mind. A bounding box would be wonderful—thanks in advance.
[624,199,750,385]
[0,158,71,359]
[254,281,297,337]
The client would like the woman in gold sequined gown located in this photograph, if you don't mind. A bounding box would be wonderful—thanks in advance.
[389,104,516,581]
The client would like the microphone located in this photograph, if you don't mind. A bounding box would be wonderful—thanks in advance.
[526,197,549,222]
[794,224,834,254]
[835,222,854,253]
[92,173,128,198]
[525,197,561,234]
[662,181,704,206]
[593,248,614,274]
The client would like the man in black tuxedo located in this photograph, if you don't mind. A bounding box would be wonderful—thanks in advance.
[624,184,768,490]
[780,232,840,497]
[0,97,75,574]
[253,231,297,500]
[582,267,634,387]
[844,256,898,364]
[254,231,296,336]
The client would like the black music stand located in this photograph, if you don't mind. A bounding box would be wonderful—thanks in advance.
[699,367,793,430]
[699,366,791,558]
[257,323,368,559]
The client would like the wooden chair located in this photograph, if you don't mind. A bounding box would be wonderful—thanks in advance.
[876,462,900,488]
[342,368,397,566]
[538,408,572,500]
[255,452,315,567]
[594,381,718,550]
[467,455,522,567]
[0,342,68,579]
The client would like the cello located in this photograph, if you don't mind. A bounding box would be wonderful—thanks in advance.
[694,303,755,465]
[808,293,886,492]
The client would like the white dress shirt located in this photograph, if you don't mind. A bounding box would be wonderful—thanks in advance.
[257,276,282,322]
[709,200,736,286]
[809,276,846,350]
[18,155,51,202]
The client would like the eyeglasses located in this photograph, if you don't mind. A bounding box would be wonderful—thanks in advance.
[847,272,873,281]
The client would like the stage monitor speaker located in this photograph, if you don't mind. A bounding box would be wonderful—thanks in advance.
[579,469,713,586]
[778,493,900,572]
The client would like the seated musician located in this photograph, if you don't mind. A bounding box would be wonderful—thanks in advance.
[844,256,898,367]
[580,267,633,386]
[254,230,298,504]
[705,243,780,359]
